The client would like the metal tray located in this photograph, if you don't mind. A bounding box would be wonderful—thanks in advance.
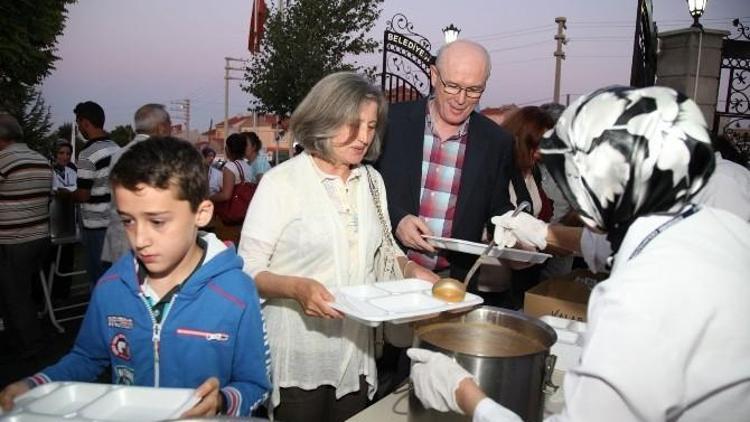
[423,235,552,265]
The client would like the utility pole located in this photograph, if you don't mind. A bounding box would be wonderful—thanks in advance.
[553,17,567,104]
[224,57,245,150]
[170,99,191,141]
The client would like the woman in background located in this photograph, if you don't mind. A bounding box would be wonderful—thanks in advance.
[201,147,223,197]
[210,134,253,244]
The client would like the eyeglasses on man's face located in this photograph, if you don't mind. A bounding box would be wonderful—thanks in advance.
[433,68,485,99]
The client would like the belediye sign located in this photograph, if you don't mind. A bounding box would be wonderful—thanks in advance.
[385,31,433,64]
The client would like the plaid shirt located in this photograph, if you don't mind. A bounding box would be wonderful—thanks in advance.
[408,102,469,270]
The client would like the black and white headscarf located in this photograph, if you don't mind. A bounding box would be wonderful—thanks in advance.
[540,86,715,251]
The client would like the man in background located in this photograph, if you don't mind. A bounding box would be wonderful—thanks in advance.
[63,101,120,286]
[101,103,171,265]
[0,113,52,359]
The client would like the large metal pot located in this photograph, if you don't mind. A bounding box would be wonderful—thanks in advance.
[408,306,557,422]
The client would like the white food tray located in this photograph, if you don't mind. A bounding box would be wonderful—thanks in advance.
[423,235,552,265]
[0,382,198,421]
[330,279,483,327]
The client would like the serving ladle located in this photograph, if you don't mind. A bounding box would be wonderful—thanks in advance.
[431,201,531,303]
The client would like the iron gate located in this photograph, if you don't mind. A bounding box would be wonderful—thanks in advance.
[714,19,750,160]
[379,13,434,103]
[630,0,658,88]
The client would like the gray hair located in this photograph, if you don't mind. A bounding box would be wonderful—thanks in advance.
[0,113,23,141]
[290,72,387,163]
[134,103,171,134]
[435,39,492,79]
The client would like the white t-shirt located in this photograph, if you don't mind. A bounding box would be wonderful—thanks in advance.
[692,153,750,221]
[474,208,750,421]
[224,160,254,185]
[208,166,223,196]
[52,166,77,192]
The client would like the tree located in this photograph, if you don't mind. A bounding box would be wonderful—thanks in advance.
[0,0,76,89]
[0,0,76,154]
[243,0,383,117]
[109,124,135,147]
[1,85,54,156]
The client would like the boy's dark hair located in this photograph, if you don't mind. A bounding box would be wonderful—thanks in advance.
[73,101,106,128]
[110,136,208,211]
[244,131,262,153]
[225,133,247,160]
[201,146,216,158]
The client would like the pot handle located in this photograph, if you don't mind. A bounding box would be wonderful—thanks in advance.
[543,354,559,394]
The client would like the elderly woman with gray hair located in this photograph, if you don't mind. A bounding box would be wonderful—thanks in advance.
[409,86,750,421]
[237,72,438,421]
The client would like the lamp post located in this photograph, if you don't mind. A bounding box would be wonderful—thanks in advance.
[443,24,460,44]
[686,0,707,28]
[224,57,245,150]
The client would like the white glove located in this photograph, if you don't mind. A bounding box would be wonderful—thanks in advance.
[491,211,549,250]
[407,348,474,414]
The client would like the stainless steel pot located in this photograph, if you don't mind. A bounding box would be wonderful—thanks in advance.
[408,306,557,422]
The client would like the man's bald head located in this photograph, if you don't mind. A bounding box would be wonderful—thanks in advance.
[435,40,492,80]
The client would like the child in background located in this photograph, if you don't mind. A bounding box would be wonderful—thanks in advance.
[0,137,271,417]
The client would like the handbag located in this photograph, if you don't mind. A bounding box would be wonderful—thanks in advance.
[215,161,257,225]
[365,166,403,282]
[365,166,413,349]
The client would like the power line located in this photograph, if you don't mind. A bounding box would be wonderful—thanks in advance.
[516,96,554,106]
[492,56,552,66]
[469,24,556,41]
[487,39,550,53]
[472,27,555,42]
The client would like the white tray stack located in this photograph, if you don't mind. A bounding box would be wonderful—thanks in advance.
[0,382,198,422]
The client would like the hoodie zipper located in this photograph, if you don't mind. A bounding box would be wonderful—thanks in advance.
[139,292,178,387]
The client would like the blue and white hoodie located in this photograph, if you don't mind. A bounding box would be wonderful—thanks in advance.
[28,232,271,416]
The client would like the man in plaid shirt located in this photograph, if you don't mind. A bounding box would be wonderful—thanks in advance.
[378,39,528,280]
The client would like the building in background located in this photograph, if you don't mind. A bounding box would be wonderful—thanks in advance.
[196,113,291,162]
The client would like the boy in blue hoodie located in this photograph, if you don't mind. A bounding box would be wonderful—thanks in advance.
[0,136,271,417]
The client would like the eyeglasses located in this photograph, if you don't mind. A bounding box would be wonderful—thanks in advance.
[434,68,485,99]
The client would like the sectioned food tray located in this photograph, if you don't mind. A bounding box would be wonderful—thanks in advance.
[423,235,551,265]
[330,279,483,327]
[0,382,198,421]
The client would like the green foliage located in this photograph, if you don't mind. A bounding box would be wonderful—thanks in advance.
[244,0,383,117]
[1,86,54,156]
[0,0,76,155]
[0,0,76,87]
[109,124,135,147]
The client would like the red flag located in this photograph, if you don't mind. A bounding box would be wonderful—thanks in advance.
[248,0,267,53]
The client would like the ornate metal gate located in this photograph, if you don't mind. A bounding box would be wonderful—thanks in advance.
[714,19,750,160]
[630,0,657,88]
[379,13,434,103]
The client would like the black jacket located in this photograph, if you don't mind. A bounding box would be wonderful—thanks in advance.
[376,98,530,280]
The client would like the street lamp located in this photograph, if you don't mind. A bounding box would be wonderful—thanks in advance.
[443,24,460,44]
[686,0,707,28]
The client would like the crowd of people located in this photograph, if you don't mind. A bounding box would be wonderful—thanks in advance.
[0,38,749,421]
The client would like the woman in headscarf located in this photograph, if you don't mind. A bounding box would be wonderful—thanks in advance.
[407,86,750,421]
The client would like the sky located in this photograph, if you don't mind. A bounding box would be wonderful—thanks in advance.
[41,0,749,132]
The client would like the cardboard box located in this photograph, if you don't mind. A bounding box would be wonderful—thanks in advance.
[524,270,604,322]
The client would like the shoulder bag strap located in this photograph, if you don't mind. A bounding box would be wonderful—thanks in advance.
[365,165,398,250]
[234,160,247,183]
